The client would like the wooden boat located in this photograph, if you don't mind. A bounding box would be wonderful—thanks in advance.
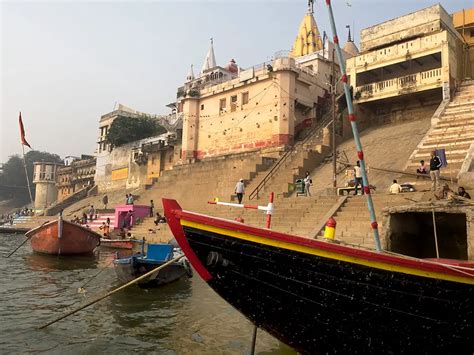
[113,243,193,287]
[163,199,474,354]
[26,215,101,255]
[100,238,143,250]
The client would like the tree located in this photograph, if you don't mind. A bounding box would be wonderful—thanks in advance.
[106,116,167,147]
[0,150,62,206]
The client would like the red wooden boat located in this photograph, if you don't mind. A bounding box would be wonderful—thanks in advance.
[100,238,140,250]
[26,216,101,255]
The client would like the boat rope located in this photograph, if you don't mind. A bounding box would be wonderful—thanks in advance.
[38,254,184,329]
[324,0,382,252]
[77,257,116,294]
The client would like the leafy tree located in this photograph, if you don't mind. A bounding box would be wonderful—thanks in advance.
[0,150,62,206]
[107,116,167,147]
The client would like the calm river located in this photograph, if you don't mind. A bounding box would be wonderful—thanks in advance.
[0,233,295,354]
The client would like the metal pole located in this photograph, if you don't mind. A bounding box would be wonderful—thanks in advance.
[22,145,35,213]
[431,209,440,258]
[331,47,337,188]
[250,326,258,355]
[324,0,382,251]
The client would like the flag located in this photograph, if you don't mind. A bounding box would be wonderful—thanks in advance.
[18,112,32,148]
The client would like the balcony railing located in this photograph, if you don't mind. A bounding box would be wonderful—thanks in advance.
[355,68,442,102]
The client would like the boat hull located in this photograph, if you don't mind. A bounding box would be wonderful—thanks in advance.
[100,239,134,250]
[114,256,189,287]
[163,199,474,354]
[27,220,100,255]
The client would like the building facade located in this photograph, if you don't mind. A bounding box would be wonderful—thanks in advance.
[346,5,465,106]
[453,7,474,78]
[57,156,96,202]
[179,5,353,161]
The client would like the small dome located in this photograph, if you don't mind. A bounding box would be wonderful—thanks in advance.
[225,59,238,73]
[343,41,359,57]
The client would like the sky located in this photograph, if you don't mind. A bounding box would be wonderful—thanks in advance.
[1,0,472,163]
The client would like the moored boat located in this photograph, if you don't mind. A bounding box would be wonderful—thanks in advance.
[163,198,474,354]
[113,243,192,287]
[26,215,101,255]
[100,238,142,250]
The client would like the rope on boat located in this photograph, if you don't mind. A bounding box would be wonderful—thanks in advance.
[38,254,184,329]
[324,0,382,252]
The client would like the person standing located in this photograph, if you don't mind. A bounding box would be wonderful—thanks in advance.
[429,151,442,191]
[235,179,245,204]
[304,171,312,197]
[127,194,134,205]
[353,161,364,195]
[102,194,108,209]
[149,200,154,217]
[88,205,95,221]
[125,194,129,205]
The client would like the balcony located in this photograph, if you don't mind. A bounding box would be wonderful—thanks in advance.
[355,68,442,103]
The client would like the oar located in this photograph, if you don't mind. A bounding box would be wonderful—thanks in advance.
[5,220,49,258]
[38,254,184,329]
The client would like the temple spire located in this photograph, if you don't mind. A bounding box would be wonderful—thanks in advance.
[290,2,323,57]
[346,25,353,42]
[186,64,195,82]
[201,38,217,74]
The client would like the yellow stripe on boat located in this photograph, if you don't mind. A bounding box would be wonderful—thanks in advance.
[181,219,474,285]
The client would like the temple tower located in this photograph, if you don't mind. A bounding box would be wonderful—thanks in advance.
[290,0,323,57]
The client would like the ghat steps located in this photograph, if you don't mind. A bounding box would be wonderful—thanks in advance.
[406,80,474,178]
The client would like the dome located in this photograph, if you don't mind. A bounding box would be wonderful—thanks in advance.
[343,41,359,57]
[225,59,238,73]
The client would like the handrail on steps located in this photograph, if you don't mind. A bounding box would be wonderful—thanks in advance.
[248,109,334,200]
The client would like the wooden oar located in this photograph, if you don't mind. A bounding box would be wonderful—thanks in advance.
[5,220,49,258]
[38,254,184,329]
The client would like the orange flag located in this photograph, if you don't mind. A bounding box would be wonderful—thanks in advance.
[18,112,32,148]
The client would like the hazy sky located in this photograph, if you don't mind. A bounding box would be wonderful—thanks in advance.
[1,0,472,162]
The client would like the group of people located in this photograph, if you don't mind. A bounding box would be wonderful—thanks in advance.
[0,208,34,226]
[416,151,444,191]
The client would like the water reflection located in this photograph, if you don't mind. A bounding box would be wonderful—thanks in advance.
[24,253,99,271]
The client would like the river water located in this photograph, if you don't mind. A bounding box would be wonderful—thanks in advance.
[0,233,295,354]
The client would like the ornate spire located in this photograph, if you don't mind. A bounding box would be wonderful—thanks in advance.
[290,3,323,57]
[201,38,217,74]
[343,24,359,57]
[186,64,195,82]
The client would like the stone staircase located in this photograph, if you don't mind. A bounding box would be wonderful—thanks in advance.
[246,111,334,200]
[44,185,94,216]
[406,80,474,179]
[318,193,425,249]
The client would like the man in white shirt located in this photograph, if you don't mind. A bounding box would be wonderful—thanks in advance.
[353,161,363,195]
[389,179,402,194]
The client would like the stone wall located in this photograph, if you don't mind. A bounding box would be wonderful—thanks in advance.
[381,203,474,260]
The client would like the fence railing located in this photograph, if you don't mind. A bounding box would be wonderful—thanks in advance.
[248,109,334,200]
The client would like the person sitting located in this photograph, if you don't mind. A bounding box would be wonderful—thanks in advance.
[434,183,453,200]
[416,160,428,178]
[457,186,471,199]
[389,179,402,194]
[154,212,166,226]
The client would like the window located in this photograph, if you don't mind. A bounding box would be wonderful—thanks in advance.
[230,95,237,112]
[242,92,249,105]
[219,98,226,112]
[470,29,474,37]
[201,104,204,110]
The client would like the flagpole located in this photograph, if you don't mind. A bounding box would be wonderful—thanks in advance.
[22,144,35,213]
